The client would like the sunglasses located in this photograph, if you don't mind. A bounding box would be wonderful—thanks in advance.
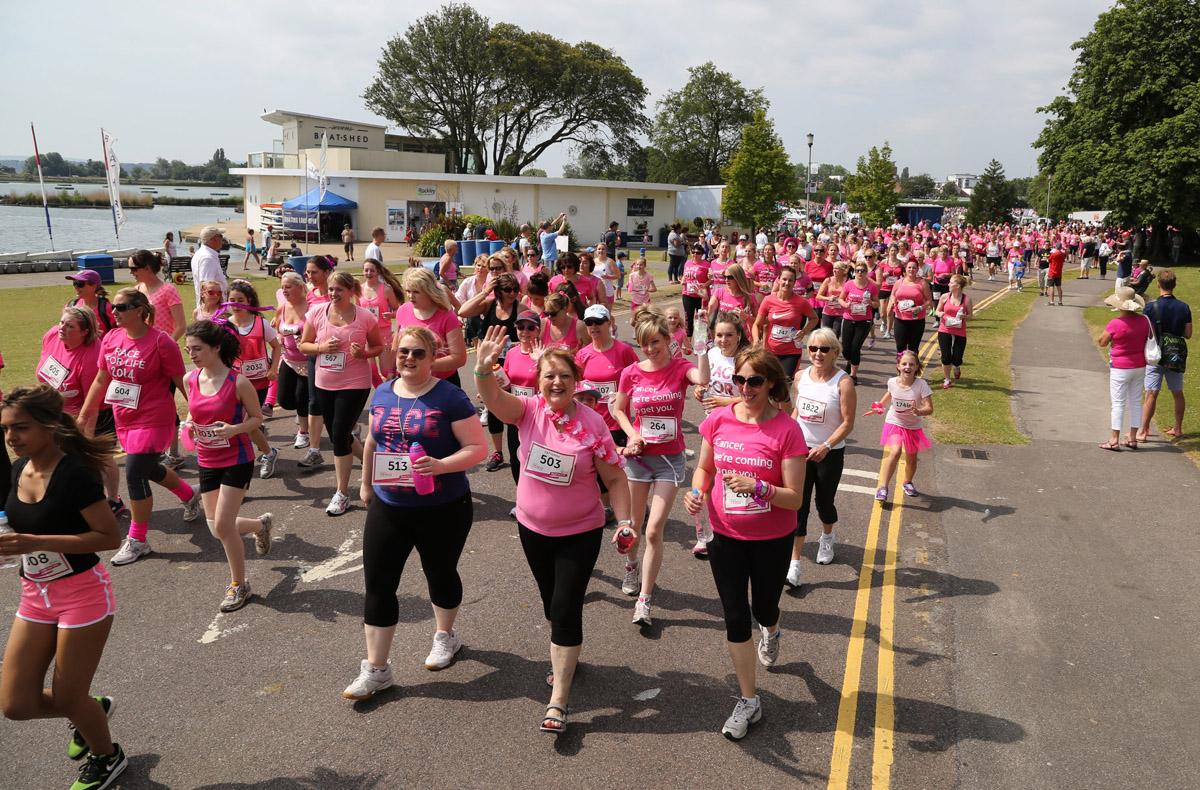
[396,347,428,359]
[112,303,138,312]
[498,286,518,294]
[545,311,559,319]
[808,345,832,353]
[72,281,88,288]
[488,266,505,273]
[516,322,539,331]
[583,317,608,326]
[731,374,766,388]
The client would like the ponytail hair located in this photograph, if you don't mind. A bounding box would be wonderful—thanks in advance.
[228,279,261,308]
[1,385,115,478]
[115,287,154,325]
[365,258,406,305]
[186,319,241,368]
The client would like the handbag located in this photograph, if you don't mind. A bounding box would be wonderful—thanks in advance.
[1144,315,1162,366]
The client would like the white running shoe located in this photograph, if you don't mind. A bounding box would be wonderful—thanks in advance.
[424,630,463,670]
[816,532,835,565]
[621,562,640,596]
[254,513,274,556]
[298,449,324,468]
[258,448,279,479]
[325,491,351,517]
[508,506,517,519]
[721,696,762,740]
[293,432,310,449]
[632,597,652,626]
[757,626,781,667]
[342,659,394,700]
[785,559,803,588]
[111,537,151,566]
[182,489,203,522]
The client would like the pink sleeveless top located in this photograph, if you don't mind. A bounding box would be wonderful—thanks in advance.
[186,370,254,469]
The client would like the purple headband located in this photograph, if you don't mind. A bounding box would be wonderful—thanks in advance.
[218,301,275,314]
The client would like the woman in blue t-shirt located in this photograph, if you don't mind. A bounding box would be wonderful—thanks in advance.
[341,327,488,701]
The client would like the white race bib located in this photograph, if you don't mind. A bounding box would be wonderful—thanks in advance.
[897,299,915,312]
[893,398,914,412]
[22,550,72,583]
[683,280,699,296]
[318,352,346,372]
[886,275,898,286]
[723,481,770,514]
[582,380,616,403]
[240,357,269,379]
[640,415,678,444]
[373,452,413,487]
[795,396,827,424]
[771,325,797,343]
[944,316,962,328]
[850,302,868,316]
[511,385,535,397]
[38,355,70,390]
[524,442,576,486]
[193,422,230,448]
[104,380,142,409]
[367,306,380,318]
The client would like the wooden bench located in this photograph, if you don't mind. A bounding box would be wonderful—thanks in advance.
[168,254,229,284]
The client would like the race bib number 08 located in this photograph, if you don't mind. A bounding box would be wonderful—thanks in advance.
[22,550,72,583]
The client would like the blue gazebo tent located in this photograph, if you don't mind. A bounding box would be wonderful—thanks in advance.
[281,188,357,241]
[281,188,357,212]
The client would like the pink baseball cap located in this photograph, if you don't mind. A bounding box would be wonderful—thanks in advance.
[66,270,101,286]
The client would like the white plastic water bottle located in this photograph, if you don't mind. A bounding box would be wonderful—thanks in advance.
[691,489,713,542]
[0,512,18,570]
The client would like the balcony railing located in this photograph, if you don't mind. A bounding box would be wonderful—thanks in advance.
[246,152,300,169]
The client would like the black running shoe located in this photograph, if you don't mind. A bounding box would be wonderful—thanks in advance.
[71,743,127,790]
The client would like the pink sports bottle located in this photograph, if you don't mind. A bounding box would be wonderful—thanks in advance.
[408,442,436,495]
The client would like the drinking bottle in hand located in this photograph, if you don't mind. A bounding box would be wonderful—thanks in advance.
[616,527,635,554]
[408,442,436,495]
[0,512,17,570]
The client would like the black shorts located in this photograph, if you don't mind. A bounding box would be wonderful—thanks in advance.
[343,242,353,253]
[986,256,1000,266]
[254,385,268,406]
[198,462,254,493]
[1047,276,1062,287]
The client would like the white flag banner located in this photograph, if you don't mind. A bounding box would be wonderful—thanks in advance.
[318,132,328,200]
[305,158,320,185]
[100,128,126,229]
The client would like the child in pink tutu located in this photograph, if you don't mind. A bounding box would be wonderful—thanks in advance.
[864,349,933,501]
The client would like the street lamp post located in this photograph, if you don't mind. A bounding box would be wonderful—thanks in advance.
[806,132,814,223]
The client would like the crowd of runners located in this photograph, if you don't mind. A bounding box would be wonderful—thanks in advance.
[0,216,1142,788]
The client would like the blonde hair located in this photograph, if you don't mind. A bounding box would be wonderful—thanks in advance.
[280,271,306,292]
[633,304,671,346]
[723,265,753,297]
[544,292,570,316]
[198,280,224,303]
[806,327,842,360]
[330,270,362,297]
[114,287,155,325]
[393,325,437,357]
[401,267,452,311]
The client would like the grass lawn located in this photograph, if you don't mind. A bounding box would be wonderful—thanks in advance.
[927,285,1038,446]
[0,274,278,391]
[1082,262,1200,459]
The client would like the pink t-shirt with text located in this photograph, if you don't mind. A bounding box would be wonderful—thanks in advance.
[617,357,695,456]
[37,328,100,415]
[98,327,185,431]
[576,340,640,431]
[306,304,377,390]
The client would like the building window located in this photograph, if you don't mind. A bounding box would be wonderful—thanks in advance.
[627,198,655,217]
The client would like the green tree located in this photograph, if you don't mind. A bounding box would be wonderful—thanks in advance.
[1024,172,1071,219]
[1034,0,1200,241]
[966,159,1017,224]
[844,143,898,226]
[941,181,961,197]
[901,173,937,199]
[23,151,68,177]
[721,110,796,230]
[521,168,547,177]
[562,141,660,182]
[651,62,766,185]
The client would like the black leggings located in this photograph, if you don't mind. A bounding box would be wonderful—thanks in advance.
[362,493,473,627]
[820,313,842,338]
[778,353,803,380]
[125,451,168,501]
[668,254,685,281]
[596,429,627,495]
[931,282,950,304]
[305,356,324,416]
[1098,256,1109,277]
[707,531,792,643]
[938,332,967,368]
[314,387,369,456]
[797,447,845,535]
[518,524,603,647]
[840,320,871,367]
[681,294,704,337]
[276,364,309,418]
[893,318,925,355]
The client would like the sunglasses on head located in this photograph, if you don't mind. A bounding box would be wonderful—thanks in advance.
[396,347,428,359]
[112,303,138,312]
[808,345,832,353]
[583,317,608,326]
[731,374,766,388]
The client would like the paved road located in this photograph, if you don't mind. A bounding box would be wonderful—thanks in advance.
[2,274,1196,789]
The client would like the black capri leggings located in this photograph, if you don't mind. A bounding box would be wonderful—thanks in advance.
[938,332,967,368]
[362,493,473,627]
[276,364,309,418]
[839,320,871,367]
[518,523,603,647]
[778,353,803,380]
[707,531,793,643]
[797,447,845,535]
[820,313,843,338]
[305,356,324,416]
[681,294,704,337]
[314,387,370,456]
[125,451,168,501]
[893,318,925,355]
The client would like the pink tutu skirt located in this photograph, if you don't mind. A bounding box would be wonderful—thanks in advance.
[880,423,932,455]
[117,424,175,455]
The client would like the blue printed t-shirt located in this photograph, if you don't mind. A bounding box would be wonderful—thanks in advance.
[368,379,476,507]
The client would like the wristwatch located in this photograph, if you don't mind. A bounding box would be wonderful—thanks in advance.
[821,441,832,451]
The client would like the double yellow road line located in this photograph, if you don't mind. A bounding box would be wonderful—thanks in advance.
[827,283,1010,789]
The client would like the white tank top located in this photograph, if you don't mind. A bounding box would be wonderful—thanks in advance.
[793,367,847,449]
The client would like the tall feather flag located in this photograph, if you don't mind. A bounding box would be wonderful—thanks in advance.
[318,132,328,200]
[100,128,126,242]
[30,123,55,250]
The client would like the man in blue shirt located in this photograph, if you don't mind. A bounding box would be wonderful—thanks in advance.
[1140,269,1193,441]
[539,212,568,266]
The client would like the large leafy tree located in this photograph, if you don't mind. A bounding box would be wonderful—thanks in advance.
[844,143,898,226]
[651,62,766,185]
[1034,0,1200,236]
[364,4,648,176]
[900,173,937,199]
[721,110,796,230]
[966,159,1017,224]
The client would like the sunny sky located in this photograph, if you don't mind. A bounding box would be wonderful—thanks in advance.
[0,0,1110,180]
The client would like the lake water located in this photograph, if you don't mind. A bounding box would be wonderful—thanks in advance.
[0,204,247,254]
[0,181,243,200]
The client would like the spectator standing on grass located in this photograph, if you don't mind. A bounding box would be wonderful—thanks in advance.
[364,227,386,265]
[191,226,228,302]
[667,223,686,283]
[162,231,177,266]
[603,221,621,259]
[1114,241,1134,291]
[1140,270,1192,442]
[1097,287,1152,451]
[540,213,569,267]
